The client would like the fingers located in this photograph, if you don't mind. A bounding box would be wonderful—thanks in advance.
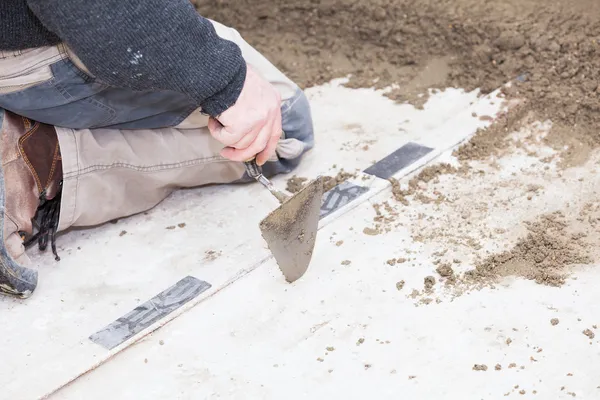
[209,116,263,159]
[220,122,273,162]
[227,123,260,151]
[219,106,282,164]
[208,117,236,147]
[256,110,282,166]
[255,131,280,166]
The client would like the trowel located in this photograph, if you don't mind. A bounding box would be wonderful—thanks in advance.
[245,160,323,283]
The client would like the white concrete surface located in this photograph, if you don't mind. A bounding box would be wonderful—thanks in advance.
[2,81,512,400]
[48,117,600,400]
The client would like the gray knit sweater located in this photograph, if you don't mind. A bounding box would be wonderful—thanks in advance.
[0,0,246,116]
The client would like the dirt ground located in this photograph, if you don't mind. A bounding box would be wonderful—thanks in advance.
[196,0,600,290]
[198,0,600,153]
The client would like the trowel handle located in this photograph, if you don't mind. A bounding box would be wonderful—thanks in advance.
[244,158,262,179]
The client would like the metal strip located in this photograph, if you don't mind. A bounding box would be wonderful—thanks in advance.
[320,181,369,219]
[89,276,211,350]
[363,142,434,179]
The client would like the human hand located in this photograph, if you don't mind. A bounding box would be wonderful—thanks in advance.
[208,65,282,166]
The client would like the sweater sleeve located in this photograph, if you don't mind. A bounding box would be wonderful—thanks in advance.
[26,0,246,116]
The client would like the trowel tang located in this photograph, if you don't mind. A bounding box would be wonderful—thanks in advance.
[244,159,289,203]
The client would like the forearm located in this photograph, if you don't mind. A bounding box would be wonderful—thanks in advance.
[26,0,246,116]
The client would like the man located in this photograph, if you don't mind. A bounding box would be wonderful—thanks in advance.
[0,0,315,298]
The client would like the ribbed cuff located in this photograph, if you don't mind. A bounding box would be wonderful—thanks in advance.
[199,62,247,117]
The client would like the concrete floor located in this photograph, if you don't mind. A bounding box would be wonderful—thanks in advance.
[5,79,599,400]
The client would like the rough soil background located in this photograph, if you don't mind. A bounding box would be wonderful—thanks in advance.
[195,0,600,292]
[198,0,600,162]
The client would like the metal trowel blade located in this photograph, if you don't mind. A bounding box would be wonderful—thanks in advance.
[259,176,324,283]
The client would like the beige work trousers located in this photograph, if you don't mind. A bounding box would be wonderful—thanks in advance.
[0,20,312,232]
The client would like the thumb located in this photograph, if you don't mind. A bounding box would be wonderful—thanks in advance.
[207,117,224,139]
[208,117,237,147]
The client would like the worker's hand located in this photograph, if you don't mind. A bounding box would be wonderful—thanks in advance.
[208,65,282,166]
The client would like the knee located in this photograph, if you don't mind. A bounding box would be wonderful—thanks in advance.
[259,89,313,175]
